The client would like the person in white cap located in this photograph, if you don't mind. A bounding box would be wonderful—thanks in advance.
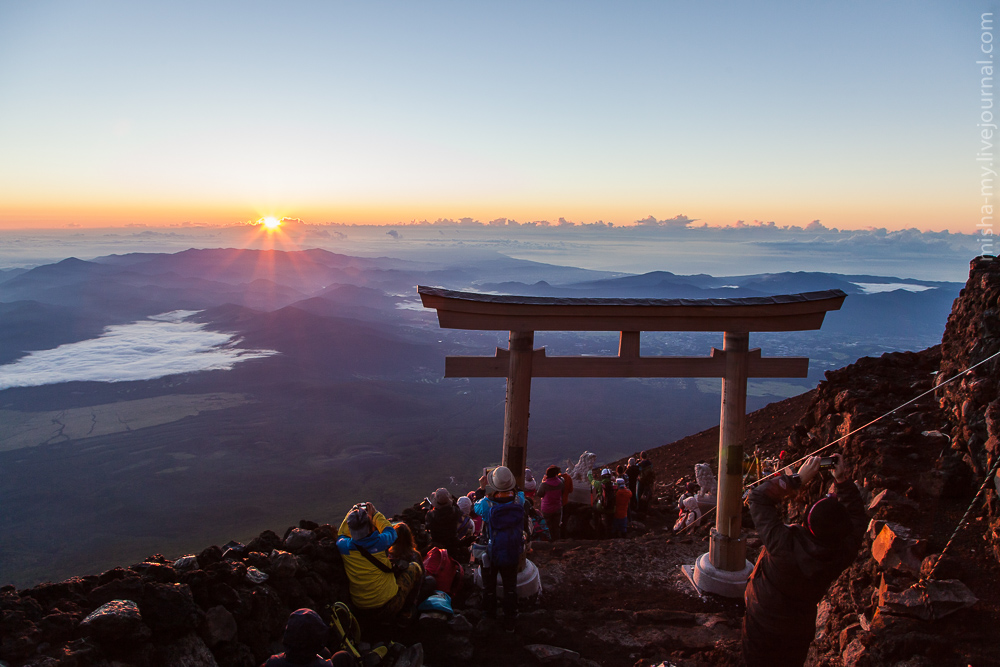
[474,466,527,632]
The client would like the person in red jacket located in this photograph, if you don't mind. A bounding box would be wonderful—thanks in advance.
[612,478,632,538]
[742,454,867,667]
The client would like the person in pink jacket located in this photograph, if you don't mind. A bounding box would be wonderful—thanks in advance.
[535,466,565,540]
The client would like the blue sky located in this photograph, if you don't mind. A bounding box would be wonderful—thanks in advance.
[0,1,987,231]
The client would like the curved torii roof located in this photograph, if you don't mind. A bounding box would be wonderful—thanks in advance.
[417,286,847,332]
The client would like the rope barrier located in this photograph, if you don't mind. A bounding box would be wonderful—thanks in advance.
[924,454,1000,580]
[672,348,1000,537]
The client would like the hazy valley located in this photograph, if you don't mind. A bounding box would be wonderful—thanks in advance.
[0,247,962,586]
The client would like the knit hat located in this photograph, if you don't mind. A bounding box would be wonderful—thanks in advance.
[457,496,472,516]
[525,468,534,480]
[628,457,637,466]
[806,494,852,543]
[488,466,515,492]
[346,507,372,539]
[431,487,451,508]
[282,609,328,658]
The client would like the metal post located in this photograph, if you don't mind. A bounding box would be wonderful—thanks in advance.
[501,331,534,488]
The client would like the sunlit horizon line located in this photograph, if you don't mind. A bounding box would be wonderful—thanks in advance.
[0,216,972,235]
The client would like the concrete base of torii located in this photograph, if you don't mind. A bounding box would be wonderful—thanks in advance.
[686,552,754,598]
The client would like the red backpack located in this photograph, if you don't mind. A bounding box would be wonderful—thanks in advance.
[423,547,462,595]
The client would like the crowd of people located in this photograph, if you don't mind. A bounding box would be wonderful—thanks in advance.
[260,448,865,667]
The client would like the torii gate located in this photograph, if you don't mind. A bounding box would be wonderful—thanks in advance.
[418,285,845,596]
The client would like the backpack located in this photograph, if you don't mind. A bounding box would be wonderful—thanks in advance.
[486,499,525,568]
[423,547,461,595]
[599,479,616,514]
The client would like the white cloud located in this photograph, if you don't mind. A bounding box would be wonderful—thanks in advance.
[852,282,934,294]
[0,311,278,390]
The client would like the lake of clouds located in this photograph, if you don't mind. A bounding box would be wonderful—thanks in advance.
[0,311,278,390]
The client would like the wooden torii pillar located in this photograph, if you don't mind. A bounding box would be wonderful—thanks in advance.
[418,286,845,597]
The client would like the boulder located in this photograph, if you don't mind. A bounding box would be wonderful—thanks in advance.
[79,599,151,645]
[204,606,238,647]
[871,524,923,573]
[153,633,218,667]
[879,578,978,621]
[141,583,204,638]
[282,529,315,553]
[525,644,581,664]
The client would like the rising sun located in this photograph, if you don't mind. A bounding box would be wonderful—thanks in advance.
[262,217,281,230]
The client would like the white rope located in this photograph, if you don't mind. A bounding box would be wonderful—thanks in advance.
[673,347,1000,534]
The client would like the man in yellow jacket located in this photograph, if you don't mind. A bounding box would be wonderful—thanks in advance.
[336,502,422,620]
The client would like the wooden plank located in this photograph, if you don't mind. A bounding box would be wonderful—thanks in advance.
[434,311,830,332]
[418,286,847,333]
[444,347,809,378]
[619,331,640,358]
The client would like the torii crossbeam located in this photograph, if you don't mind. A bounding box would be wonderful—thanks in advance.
[418,285,846,596]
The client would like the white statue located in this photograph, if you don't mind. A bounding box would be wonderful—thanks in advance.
[566,451,597,504]
[694,462,717,510]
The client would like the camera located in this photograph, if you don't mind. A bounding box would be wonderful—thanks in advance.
[353,502,370,512]
[818,456,837,470]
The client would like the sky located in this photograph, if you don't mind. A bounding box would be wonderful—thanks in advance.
[0,2,989,232]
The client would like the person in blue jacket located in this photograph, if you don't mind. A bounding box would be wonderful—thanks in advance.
[336,502,422,621]
[474,465,527,633]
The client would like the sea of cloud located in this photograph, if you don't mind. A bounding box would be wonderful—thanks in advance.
[0,311,278,390]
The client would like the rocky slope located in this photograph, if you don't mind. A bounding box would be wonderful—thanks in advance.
[3,258,999,667]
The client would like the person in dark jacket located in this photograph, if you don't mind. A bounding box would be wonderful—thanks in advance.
[263,608,353,667]
[742,454,867,667]
[425,487,466,562]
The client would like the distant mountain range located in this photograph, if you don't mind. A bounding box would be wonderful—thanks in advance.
[0,247,963,586]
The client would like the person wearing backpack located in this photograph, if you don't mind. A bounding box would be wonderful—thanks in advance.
[587,468,616,539]
[613,478,632,538]
[473,465,527,633]
[264,608,354,667]
[535,465,565,540]
[625,457,641,510]
[636,451,657,512]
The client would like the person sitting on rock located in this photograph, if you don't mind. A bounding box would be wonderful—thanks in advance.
[456,495,477,553]
[742,454,867,667]
[337,502,422,622]
[425,487,466,563]
[535,465,565,540]
[613,478,632,538]
[474,465,528,632]
[264,608,353,667]
[388,522,423,569]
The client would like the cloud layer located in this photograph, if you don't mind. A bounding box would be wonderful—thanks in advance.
[0,311,277,390]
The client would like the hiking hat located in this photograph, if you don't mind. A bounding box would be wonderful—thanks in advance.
[431,487,451,508]
[805,494,852,543]
[488,466,516,492]
[282,608,328,658]
[346,507,372,540]
[457,495,472,515]
[601,468,611,477]
[616,478,626,488]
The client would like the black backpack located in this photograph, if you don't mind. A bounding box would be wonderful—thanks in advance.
[599,479,616,513]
